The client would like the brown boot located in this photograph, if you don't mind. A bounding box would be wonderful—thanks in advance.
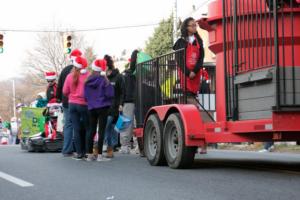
[106,147,114,158]
[93,146,99,157]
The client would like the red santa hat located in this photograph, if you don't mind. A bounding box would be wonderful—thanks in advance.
[73,56,88,74]
[45,72,57,80]
[92,59,107,72]
[70,49,83,61]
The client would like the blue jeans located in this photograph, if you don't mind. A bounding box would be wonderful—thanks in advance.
[105,116,118,147]
[69,103,89,156]
[62,107,74,154]
[264,142,274,150]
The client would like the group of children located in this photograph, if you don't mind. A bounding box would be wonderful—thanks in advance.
[42,49,139,161]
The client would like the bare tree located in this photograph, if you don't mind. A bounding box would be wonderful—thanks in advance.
[0,32,99,121]
[0,77,45,121]
[23,31,85,79]
[85,46,97,66]
[20,30,96,102]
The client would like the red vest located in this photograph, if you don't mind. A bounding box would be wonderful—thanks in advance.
[179,39,202,95]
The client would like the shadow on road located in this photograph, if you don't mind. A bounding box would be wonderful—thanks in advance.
[192,158,300,173]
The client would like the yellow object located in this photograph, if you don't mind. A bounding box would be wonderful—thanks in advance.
[161,77,176,99]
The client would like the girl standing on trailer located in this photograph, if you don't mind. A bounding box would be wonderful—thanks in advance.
[173,17,205,105]
[173,17,207,154]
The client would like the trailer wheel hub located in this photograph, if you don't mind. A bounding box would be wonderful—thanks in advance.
[168,127,179,159]
[148,126,158,156]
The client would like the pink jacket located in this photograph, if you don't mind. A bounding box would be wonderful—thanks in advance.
[63,72,90,105]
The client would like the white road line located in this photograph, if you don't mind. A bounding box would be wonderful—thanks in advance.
[0,171,34,187]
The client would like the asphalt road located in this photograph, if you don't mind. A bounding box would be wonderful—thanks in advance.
[0,145,300,200]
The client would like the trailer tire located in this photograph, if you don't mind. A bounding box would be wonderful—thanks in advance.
[164,113,196,169]
[144,114,166,166]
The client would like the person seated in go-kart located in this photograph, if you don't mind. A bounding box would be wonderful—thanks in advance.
[45,72,58,104]
[42,103,63,141]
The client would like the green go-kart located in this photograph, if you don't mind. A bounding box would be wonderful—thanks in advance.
[20,105,63,152]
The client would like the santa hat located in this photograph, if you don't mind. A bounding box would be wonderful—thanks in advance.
[73,56,88,74]
[70,49,83,61]
[92,59,107,72]
[45,72,57,80]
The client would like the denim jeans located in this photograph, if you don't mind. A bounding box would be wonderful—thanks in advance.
[105,115,118,148]
[9,135,17,145]
[264,142,274,150]
[62,106,74,154]
[69,103,89,156]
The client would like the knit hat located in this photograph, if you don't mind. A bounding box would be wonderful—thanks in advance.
[45,72,57,80]
[73,56,88,74]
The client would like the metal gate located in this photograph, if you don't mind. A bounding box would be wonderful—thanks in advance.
[135,49,216,127]
[223,0,300,120]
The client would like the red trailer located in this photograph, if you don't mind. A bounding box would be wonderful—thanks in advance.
[135,0,300,169]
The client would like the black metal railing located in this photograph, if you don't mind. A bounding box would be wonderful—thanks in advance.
[136,49,186,127]
[223,0,300,119]
[135,49,216,127]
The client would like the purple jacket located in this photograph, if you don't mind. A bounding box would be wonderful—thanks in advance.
[84,74,114,110]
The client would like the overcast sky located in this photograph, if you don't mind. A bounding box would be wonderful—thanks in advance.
[0,0,210,80]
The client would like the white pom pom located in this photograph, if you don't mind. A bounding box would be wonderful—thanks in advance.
[80,69,87,74]
[100,71,106,76]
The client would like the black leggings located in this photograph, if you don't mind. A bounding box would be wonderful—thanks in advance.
[86,107,109,154]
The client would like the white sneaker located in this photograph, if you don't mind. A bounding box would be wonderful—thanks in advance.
[258,149,269,153]
[96,155,111,162]
[268,145,275,152]
[85,154,96,162]
[119,146,130,154]
[134,145,140,154]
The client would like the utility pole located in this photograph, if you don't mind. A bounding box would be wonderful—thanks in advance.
[12,79,16,118]
[173,0,178,43]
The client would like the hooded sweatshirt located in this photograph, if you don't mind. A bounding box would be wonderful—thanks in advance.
[84,74,114,110]
[63,72,90,105]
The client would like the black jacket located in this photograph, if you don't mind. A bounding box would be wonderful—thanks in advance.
[173,34,205,76]
[46,83,57,103]
[122,69,136,104]
[107,69,124,119]
[122,50,138,104]
[56,65,73,108]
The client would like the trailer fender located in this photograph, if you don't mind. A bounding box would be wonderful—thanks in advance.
[145,104,205,146]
